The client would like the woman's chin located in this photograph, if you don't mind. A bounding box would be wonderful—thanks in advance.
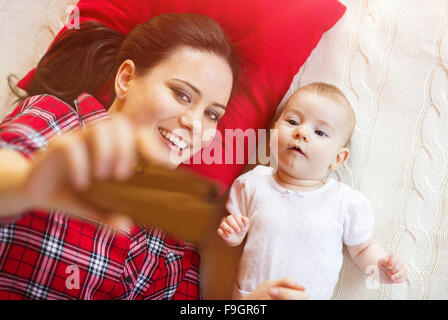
[165,149,191,167]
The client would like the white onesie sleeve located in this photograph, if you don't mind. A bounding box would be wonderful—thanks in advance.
[225,177,250,218]
[342,190,375,246]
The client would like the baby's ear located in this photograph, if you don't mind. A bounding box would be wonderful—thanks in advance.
[330,147,350,171]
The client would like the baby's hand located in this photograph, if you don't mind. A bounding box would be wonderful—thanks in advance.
[378,254,408,284]
[217,215,249,247]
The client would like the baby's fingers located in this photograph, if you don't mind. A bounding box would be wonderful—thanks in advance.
[386,254,400,270]
[241,216,250,229]
[217,227,228,239]
[226,215,242,233]
[378,256,390,268]
[219,220,235,235]
[230,215,250,231]
[232,215,249,230]
[389,260,402,274]
[391,265,408,283]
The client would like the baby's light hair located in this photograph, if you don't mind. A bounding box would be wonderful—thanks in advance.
[300,82,350,109]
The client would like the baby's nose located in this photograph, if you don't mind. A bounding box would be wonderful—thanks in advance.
[294,126,309,142]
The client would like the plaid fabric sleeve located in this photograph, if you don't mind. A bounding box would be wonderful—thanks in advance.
[0,93,109,157]
[0,95,83,159]
[0,93,108,225]
[0,95,82,224]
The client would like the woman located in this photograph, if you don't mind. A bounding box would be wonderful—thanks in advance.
[0,13,306,300]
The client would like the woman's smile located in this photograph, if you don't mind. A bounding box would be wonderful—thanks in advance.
[158,127,189,155]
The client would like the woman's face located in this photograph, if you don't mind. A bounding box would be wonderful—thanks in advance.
[111,46,233,169]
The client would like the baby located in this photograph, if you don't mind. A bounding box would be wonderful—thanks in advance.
[217,82,408,299]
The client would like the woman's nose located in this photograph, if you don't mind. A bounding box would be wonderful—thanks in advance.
[294,125,309,142]
[179,108,202,131]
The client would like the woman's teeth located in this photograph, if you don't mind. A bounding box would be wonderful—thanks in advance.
[159,128,188,149]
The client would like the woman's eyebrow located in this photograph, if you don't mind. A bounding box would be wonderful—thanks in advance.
[173,78,226,110]
[211,103,226,111]
[173,78,201,95]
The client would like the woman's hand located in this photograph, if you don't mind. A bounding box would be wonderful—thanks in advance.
[242,278,307,300]
[0,148,33,218]
[20,115,138,226]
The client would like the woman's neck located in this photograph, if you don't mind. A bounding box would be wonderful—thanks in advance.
[108,99,120,114]
[274,168,326,192]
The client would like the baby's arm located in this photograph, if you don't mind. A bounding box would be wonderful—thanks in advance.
[217,214,249,247]
[347,240,408,284]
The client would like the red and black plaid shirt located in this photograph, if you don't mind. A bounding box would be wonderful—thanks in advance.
[0,93,201,300]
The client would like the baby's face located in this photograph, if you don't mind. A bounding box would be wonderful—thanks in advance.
[271,90,353,181]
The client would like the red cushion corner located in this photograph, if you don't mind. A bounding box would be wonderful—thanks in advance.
[17,68,36,91]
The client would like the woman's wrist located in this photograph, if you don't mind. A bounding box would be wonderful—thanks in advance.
[0,148,33,217]
[0,188,32,219]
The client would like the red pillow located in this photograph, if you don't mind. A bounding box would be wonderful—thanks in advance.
[18,0,346,191]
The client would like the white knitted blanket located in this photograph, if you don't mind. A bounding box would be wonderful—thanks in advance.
[0,0,78,118]
[281,0,448,299]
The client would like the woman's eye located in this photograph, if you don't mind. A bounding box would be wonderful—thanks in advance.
[173,89,191,103]
[315,129,328,137]
[205,109,220,122]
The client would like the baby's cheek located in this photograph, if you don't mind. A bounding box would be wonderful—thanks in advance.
[310,147,333,169]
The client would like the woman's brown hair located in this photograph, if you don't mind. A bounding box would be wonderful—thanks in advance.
[9,13,240,108]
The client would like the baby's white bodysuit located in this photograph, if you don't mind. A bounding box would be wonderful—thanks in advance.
[226,165,374,300]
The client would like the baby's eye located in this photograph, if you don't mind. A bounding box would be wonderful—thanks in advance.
[205,109,220,122]
[315,129,328,137]
[173,89,191,103]
[286,119,299,125]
